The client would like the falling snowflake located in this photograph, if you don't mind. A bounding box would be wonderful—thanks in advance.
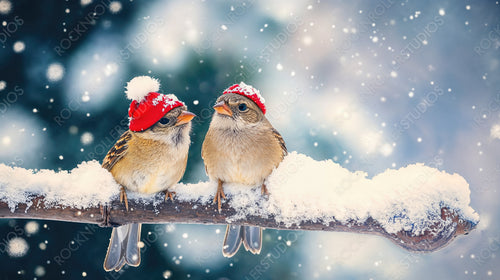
[46,63,65,82]
[163,270,172,279]
[2,136,11,146]
[0,0,12,15]
[13,41,25,53]
[7,237,29,257]
[34,266,46,277]
[80,0,92,6]
[109,1,122,14]
[25,221,39,235]
[81,132,94,145]
[491,124,500,139]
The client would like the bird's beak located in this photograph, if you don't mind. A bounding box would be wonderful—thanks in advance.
[175,111,196,126]
[213,101,232,116]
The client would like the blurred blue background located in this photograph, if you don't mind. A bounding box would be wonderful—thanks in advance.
[0,0,499,279]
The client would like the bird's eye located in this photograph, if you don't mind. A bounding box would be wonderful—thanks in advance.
[158,118,170,125]
[238,103,247,111]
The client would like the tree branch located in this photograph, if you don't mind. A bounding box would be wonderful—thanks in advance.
[0,196,476,253]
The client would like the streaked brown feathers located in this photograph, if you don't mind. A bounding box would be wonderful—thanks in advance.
[102,130,132,171]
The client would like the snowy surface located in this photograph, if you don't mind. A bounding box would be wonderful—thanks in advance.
[0,161,120,211]
[0,152,478,235]
[175,152,479,235]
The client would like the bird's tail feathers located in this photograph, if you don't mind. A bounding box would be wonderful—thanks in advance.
[222,225,262,257]
[103,223,142,272]
[242,226,262,254]
[222,225,243,258]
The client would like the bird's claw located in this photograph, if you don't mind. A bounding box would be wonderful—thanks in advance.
[261,183,269,196]
[213,180,226,213]
[164,190,176,201]
[120,186,129,211]
[213,190,226,212]
[99,204,110,227]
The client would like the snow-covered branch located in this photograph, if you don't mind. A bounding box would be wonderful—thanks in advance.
[0,196,476,253]
[0,152,479,253]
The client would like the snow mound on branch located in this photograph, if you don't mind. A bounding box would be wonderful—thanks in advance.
[266,152,478,234]
[0,161,120,211]
[172,152,479,235]
[0,152,479,235]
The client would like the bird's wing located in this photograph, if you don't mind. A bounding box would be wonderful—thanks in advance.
[271,128,288,158]
[102,130,132,171]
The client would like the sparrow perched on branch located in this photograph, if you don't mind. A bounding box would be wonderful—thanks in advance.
[102,76,195,271]
[202,82,287,257]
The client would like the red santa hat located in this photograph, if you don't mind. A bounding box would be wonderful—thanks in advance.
[126,76,184,132]
[223,82,266,114]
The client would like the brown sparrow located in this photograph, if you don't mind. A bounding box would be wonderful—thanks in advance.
[202,82,287,257]
[102,76,195,271]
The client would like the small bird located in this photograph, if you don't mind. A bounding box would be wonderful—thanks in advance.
[202,82,287,257]
[102,76,195,271]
